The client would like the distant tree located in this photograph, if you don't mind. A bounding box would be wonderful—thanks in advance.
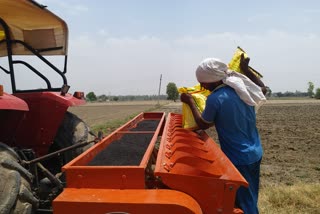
[274,92,283,97]
[166,82,179,101]
[283,91,295,97]
[113,96,119,101]
[265,86,272,97]
[315,88,320,99]
[86,92,97,101]
[308,82,314,98]
[97,94,108,102]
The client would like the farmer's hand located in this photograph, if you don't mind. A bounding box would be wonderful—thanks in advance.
[240,53,250,72]
[239,53,267,94]
[180,93,193,105]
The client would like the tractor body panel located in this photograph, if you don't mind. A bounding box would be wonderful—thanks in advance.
[9,92,85,156]
[0,92,28,143]
[0,92,28,111]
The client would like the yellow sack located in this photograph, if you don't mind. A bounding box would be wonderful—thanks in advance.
[228,46,263,78]
[178,84,210,130]
[0,31,5,40]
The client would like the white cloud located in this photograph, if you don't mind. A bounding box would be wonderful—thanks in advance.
[303,9,320,14]
[98,29,109,37]
[4,2,319,96]
[70,30,319,95]
[9,30,317,95]
[247,13,273,23]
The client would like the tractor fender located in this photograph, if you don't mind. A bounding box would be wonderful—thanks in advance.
[12,92,86,156]
[0,92,28,111]
[14,91,85,109]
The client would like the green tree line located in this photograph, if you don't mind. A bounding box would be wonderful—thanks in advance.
[86,93,168,102]
[86,81,320,102]
[86,82,180,102]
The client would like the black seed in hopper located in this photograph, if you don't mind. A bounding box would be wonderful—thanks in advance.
[130,120,160,131]
[88,133,154,166]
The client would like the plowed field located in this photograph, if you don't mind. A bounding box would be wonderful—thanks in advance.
[70,99,320,186]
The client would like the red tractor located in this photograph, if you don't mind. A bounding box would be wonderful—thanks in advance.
[0,0,95,212]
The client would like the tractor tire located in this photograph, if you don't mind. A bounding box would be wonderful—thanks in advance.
[0,142,39,214]
[47,112,94,174]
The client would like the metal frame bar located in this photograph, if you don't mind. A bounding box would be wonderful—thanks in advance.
[0,17,68,93]
[0,18,16,92]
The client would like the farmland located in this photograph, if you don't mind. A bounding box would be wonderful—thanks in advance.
[256,100,320,186]
[69,99,320,213]
[69,99,320,185]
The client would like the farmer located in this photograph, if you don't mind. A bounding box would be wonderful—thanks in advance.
[180,55,267,214]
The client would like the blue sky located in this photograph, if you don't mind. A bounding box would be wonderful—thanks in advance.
[4,0,320,95]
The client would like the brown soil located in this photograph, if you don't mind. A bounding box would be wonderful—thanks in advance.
[256,100,320,186]
[69,101,164,127]
[70,99,320,186]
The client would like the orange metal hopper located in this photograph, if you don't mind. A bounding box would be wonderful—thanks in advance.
[53,112,248,214]
[53,112,202,214]
[154,113,248,214]
[57,112,165,189]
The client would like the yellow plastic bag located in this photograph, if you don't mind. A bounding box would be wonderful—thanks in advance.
[0,31,5,40]
[178,84,210,130]
[228,46,263,78]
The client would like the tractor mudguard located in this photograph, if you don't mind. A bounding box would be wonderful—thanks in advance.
[12,91,85,156]
[0,92,28,111]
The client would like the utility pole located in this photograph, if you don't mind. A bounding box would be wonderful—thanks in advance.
[157,74,162,105]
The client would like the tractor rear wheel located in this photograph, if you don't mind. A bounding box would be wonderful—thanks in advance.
[46,112,94,174]
[0,143,39,214]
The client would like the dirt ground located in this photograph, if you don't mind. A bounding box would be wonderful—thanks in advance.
[69,101,168,127]
[70,99,320,186]
[256,100,320,186]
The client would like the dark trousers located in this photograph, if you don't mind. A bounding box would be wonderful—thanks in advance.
[235,158,262,214]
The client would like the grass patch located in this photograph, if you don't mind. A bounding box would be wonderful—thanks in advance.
[259,183,320,214]
[92,114,137,135]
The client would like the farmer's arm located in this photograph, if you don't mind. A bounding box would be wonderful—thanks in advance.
[180,93,213,130]
[240,54,267,95]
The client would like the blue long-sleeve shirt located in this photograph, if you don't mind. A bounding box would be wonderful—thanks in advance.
[202,85,263,165]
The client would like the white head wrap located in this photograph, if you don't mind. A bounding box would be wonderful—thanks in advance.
[196,58,266,107]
